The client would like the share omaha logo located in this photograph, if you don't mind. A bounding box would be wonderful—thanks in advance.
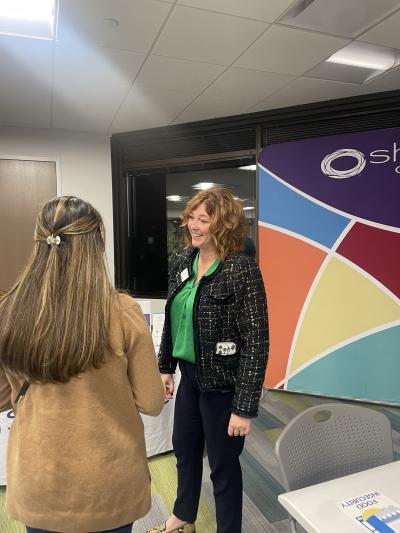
[321,148,366,179]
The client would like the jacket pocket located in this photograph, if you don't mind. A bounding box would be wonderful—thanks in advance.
[206,293,235,305]
[213,353,240,367]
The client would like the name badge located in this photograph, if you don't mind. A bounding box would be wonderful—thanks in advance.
[180,268,189,282]
[216,342,237,356]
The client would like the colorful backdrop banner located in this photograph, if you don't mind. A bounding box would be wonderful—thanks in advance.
[259,127,400,404]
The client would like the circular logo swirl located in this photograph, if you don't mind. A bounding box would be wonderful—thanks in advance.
[321,149,366,179]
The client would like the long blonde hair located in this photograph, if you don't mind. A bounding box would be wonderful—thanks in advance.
[182,187,246,260]
[0,196,114,383]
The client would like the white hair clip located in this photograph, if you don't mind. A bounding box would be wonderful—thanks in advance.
[46,234,61,246]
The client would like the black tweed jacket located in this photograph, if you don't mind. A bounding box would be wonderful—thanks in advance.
[158,246,269,418]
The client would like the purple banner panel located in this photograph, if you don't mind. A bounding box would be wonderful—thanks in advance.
[259,127,400,228]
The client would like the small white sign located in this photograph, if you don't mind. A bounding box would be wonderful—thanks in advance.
[152,313,165,348]
[339,489,400,532]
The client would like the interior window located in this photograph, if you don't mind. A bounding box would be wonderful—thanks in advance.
[126,156,257,297]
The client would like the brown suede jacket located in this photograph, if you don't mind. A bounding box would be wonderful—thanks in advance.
[0,293,164,533]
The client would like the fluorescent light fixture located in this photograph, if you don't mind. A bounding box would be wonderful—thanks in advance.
[0,0,57,40]
[327,42,396,71]
[166,195,184,202]
[306,41,400,84]
[280,0,315,21]
[192,182,221,190]
[243,207,255,211]
[279,0,400,39]
[239,165,257,171]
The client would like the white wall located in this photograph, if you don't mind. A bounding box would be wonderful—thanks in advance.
[0,126,114,281]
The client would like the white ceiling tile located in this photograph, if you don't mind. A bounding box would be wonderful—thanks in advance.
[249,77,362,112]
[173,93,250,124]
[0,35,52,128]
[234,25,349,75]
[153,5,268,65]
[136,55,226,96]
[110,87,195,132]
[0,1,398,133]
[53,43,146,132]
[0,35,53,95]
[358,10,400,49]
[205,67,294,103]
[51,118,109,133]
[58,0,172,53]
[177,0,295,22]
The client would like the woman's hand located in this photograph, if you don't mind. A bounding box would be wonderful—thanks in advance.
[161,373,174,399]
[227,413,252,437]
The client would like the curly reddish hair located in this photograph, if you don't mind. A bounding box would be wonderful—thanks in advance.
[182,187,246,260]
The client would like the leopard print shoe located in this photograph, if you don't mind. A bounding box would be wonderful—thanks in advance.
[146,522,195,533]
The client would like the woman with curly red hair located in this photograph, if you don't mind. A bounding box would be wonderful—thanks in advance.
[148,187,269,533]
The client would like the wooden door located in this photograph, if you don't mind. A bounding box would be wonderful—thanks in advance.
[0,159,57,292]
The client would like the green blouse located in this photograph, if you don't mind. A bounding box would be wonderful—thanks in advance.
[170,252,220,364]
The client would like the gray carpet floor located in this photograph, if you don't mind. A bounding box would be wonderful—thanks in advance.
[1,389,399,532]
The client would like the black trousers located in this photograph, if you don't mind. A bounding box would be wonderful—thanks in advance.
[173,360,245,533]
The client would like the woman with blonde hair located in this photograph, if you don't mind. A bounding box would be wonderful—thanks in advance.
[0,196,164,533]
[148,187,269,533]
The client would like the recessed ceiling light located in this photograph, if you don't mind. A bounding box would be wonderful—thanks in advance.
[243,207,255,211]
[327,42,396,71]
[0,0,57,40]
[166,195,184,202]
[192,182,221,190]
[239,165,257,171]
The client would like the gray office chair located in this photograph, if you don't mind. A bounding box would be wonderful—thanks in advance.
[275,402,394,533]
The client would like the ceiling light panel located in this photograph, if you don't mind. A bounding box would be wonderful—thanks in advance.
[192,182,221,190]
[0,0,58,40]
[167,195,185,202]
[306,62,377,84]
[306,41,400,84]
[327,42,397,70]
[279,0,400,38]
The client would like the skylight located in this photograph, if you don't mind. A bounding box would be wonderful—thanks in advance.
[0,0,57,40]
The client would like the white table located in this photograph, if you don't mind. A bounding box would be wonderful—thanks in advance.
[278,460,400,533]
